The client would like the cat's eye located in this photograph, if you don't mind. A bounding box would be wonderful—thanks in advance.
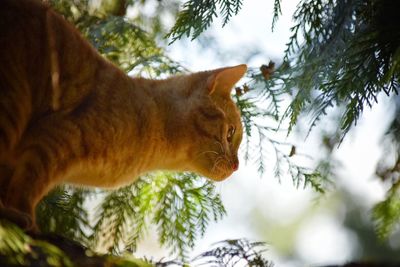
[227,125,236,142]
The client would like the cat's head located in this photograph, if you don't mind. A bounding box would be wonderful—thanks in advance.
[184,64,247,181]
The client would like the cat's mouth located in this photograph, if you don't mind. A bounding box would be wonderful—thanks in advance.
[192,162,233,181]
[192,151,238,181]
[206,160,236,181]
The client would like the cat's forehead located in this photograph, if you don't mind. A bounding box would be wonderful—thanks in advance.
[212,95,241,124]
[181,71,242,126]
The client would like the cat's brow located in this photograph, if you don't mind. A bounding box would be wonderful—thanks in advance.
[199,107,224,120]
[194,119,215,139]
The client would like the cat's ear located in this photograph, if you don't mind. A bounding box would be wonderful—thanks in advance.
[207,64,247,96]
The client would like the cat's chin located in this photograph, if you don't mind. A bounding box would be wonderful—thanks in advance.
[191,163,236,181]
[203,170,233,182]
[209,175,230,182]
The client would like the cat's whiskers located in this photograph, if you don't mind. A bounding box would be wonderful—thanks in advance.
[213,141,224,153]
[210,158,222,174]
[211,155,228,175]
[195,150,219,159]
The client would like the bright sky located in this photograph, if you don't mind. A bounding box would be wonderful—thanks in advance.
[136,1,392,266]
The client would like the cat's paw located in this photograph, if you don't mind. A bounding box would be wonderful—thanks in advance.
[0,207,36,232]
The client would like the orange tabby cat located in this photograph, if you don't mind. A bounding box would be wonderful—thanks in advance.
[0,0,246,229]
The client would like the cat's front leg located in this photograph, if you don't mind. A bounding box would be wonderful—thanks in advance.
[3,149,58,230]
[0,164,35,230]
[3,115,83,230]
[0,205,36,232]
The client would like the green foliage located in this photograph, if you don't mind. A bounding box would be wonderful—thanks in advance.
[166,0,243,42]
[235,66,328,192]
[279,0,400,137]
[152,173,226,259]
[0,220,73,266]
[373,104,400,238]
[270,0,400,239]
[192,239,273,267]
[0,220,33,265]
[0,219,157,266]
[273,0,400,240]
[37,187,91,246]
[34,173,225,260]
[83,16,183,75]
[49,0,184,76]
[373,187,400,240]
[91,186,140,254]
[91,173,225,259]
[271,0,282,31]
[0,224,274,267]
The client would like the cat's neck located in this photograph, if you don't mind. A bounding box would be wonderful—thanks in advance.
[127,75,192,172]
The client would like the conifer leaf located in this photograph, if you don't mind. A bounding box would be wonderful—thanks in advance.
[166,0,243,42]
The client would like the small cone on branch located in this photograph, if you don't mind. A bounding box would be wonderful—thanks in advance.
[260,61,275,80]
[243,84,250,93]
[235,87,243,96]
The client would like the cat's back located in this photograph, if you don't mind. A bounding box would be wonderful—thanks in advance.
[0,0,46,24]
[0,0,50,153]
[0,0,47,18]
[0,0,52,97]
[0,0,101,96]
[0,0,48,55]
[0,0,101,158]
